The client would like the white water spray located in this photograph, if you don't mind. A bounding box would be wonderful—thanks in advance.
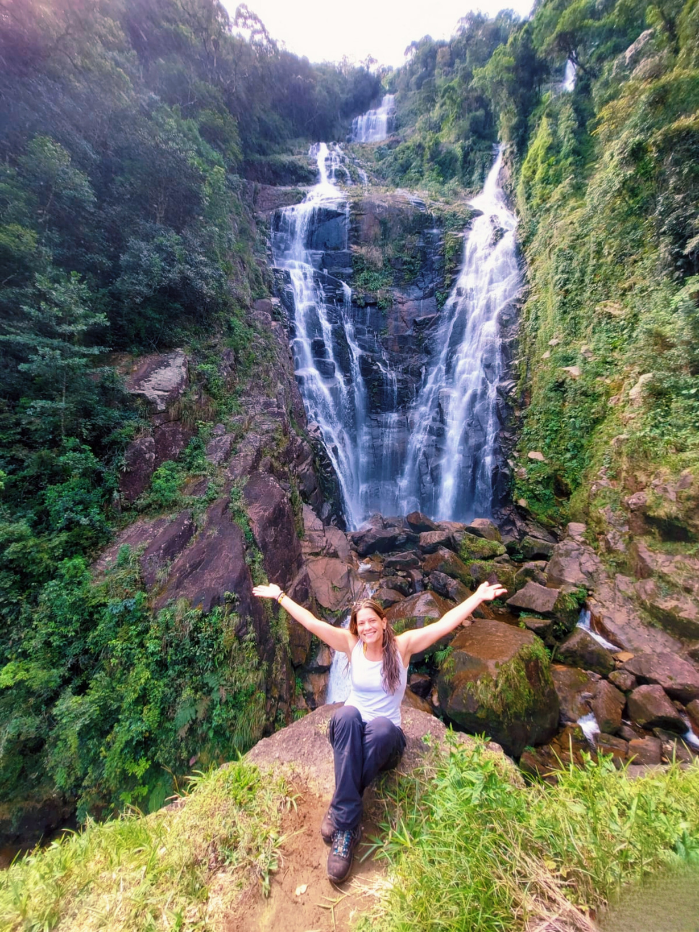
[576,608,620,652]
[396,145,522,521]
[352,94,395,143]
[561,60,577,92]
[274,143,521,528]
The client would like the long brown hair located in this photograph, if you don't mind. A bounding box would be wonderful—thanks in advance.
[349,598,402,694]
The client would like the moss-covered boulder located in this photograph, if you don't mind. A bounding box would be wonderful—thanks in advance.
[461,560,517,596]
[436,619,559,757]
[385,590,453,661]
[458,533,506,562]
[422,547,471,587]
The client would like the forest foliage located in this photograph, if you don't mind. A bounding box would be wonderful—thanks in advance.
[0,0,379,822]
[378,0,699,527]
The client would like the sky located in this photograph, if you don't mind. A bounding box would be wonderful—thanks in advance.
[223,0,535,68]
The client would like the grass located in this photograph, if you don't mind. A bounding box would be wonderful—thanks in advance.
[359,737,699,932]
[0,762,293,932]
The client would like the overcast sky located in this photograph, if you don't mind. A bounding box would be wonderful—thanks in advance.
[223,0,535,68]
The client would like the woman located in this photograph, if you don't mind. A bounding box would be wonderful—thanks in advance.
[253,579,506,883]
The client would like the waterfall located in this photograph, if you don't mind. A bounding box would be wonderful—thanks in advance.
[351,94,396,143]
[561,60,577,92]
[272,144,366,528]
[273,143,521,529]
[397,145,522,522]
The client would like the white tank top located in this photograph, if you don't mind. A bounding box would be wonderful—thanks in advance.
[344,640,408,728]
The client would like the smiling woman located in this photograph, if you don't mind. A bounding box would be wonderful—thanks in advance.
[252,579,506,883]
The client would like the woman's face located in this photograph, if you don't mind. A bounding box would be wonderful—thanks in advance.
[355,607,386,646]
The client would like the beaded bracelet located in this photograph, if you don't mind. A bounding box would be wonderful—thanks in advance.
[276,590,286,605]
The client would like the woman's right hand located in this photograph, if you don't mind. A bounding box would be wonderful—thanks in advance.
[252,583,282,600]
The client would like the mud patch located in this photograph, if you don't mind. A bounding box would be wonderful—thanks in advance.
[224,783,387,932]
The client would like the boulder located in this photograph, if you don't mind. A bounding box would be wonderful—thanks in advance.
[92,514,172,577]
[423,547,472,587]
[520,536,555,560]
[608,670,637,692]
[373,587,405,608]
[402,688,435,715]
[378,575,411,595]
[566,523,587,541]
[550,665,600,724]
[436,619,559,757]
[627,736,662,766]
[621,652,699,704]
[349,525,419,557]
[427,571,469,603]
[546,539,600,589]
[385,590,454,661]
[514,562,548,591]
[140,510,196,589]
[245,703,514,801]
[522,616,555,642]
[419,529,455,554]
[463,560,516,596]
[556,628,615,676]
[627,685,686,732]
[519,724,590,782]
[506,581,559,615]
[408,672,432,698]
[458,533,506,562]
[467,519,501,542]
[652,729,698,763]
[687,698,699,730]
[406,511,438,533]
[590,680,625,735]
[384,551,421,571]
[595,733,628,767]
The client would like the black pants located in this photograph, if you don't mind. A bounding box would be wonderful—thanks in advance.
[328,704,406,832]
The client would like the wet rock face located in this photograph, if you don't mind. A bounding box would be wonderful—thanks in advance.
[556,628,615,676]
[551,665,601,724]
[436,619,559,758]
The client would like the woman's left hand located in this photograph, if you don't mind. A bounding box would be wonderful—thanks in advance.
[475,581,508,601]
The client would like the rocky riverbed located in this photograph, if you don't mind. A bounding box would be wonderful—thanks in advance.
[295,508,699,774]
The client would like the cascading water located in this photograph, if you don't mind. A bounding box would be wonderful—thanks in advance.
[396,145,522,522]
[351,94,395,143]
[271,143,366,528]
[561,59,577,92]
[273,142,521,528]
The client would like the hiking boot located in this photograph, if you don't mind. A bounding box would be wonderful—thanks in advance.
[327,826,362,884]
[321,809,335,845]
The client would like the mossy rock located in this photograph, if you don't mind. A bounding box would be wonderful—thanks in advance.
[459,533,506,562]
[552,586,586,635]
[462,560,516,596]
[436,619,559,758]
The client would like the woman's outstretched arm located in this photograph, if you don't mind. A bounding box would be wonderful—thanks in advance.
[396,581,507,663]
[253,583,356,655]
